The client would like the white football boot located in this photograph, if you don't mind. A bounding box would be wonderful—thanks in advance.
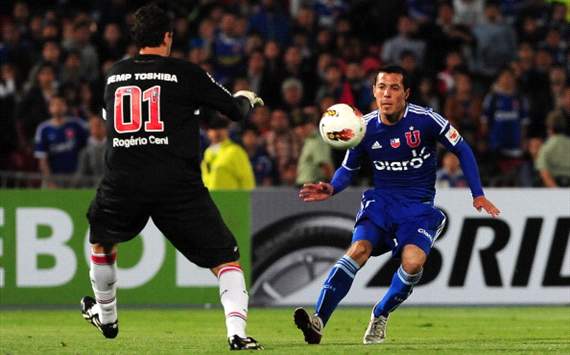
[363,314,388,344]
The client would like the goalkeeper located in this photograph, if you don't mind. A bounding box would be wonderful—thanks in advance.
[81,3,263,350]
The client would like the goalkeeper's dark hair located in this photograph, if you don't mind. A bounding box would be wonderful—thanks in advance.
[131,3,173,48]
[373,65,411,90]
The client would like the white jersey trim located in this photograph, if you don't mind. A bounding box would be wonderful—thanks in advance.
[341,150,360,171]
[408,104,448,132]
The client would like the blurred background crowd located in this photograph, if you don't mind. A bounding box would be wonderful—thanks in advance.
[0,0,569,189]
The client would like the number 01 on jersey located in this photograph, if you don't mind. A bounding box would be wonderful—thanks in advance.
[114,85,164,133]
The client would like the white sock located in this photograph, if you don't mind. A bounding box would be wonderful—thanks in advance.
[90,251,118,324]
[218,265,248,338]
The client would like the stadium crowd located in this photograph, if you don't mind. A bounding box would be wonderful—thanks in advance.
[0,0,569,188]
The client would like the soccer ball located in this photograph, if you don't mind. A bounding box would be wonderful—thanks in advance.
[319,103,366,149]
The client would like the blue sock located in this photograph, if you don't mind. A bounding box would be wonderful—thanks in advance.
[373,266,423,318]
[315,255,359,326]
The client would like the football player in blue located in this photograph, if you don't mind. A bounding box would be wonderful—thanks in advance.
[294,65,500,345]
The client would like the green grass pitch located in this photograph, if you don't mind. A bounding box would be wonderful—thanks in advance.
[1,307,569,354]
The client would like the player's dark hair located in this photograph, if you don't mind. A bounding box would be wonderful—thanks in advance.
[131,3,173,48]
[374,65,410,90]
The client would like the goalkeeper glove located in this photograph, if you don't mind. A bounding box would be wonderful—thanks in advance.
[233,90,264,108]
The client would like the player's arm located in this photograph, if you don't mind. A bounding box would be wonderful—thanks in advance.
[187,65,262,121]
[437,123,500,217]
[299,146,362,202]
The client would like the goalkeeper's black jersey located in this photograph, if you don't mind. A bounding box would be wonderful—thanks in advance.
[100,54,250,196]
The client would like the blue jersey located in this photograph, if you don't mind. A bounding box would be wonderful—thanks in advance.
[34,117,89,174]
[341,103,467,203]
[482,92,529,154]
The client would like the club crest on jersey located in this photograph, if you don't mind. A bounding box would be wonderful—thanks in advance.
[390,138,400,148]
[405,130,421,148]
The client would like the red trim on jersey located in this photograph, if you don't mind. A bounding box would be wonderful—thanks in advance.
[226,311,247,321]
[91,252,117,265]
[217,266,242,278]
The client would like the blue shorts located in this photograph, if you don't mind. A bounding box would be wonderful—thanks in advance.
[352,190,446,258]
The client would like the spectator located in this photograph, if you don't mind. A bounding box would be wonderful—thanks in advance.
[453,0,485,27]
[515,42,552,138]
[540,27,567,65]
[241,125,274,187]
[34,95,88,188]
[98,22,126,63]
[41,21,60,42]
[250,105,272,137]
[260,40,285,106]
[281,78,304,120]
[316,64,345,103]
[62,20,99,82]
[406,0,437,22]
[437,50,464,96]
[549,66,567,108]
[245,32,264,57]
[315,28,335,53]
[60,50,83,85]
[74,113,106,187]
[481,67,529,180]
[201,116,255,190]
[535,47,554,73]
[293,5,317,34]
[212,13,246,85]
[190,18,216,60]
[472,3,517,82]
[265,109,302,182]
[295,115,334,186]
[444,71,482,147]
[246,50,267,99]
[313,0,349,29]
[549,1,568,34]
[172,17,190,53]
[1,21,34,79]
[535,111,570,186]
[547,86,570,136]
[399,50,422,100]
[0,63,17,169]
[436,152,468,188]
[417,76,440,112]
[381,16,426,66]
[26,41,62,91]
[344,61,374,112]
[282,45,316,103]
[15,62,58,143]
[517,15,543,46]
[421,3,474,72]
[249,0,291,45]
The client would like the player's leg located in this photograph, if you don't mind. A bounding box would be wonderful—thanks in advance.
[81,242,119,338]
[295,219,384,344]
[314,239,371,325]
[372,244,426,317]
[210,261,262,350]
[364,210,446,344]
[152,189,262,350]
[82,191,148,339]
[363,245,426,344]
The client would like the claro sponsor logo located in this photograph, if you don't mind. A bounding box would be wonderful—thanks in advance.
[373,147,431,171]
